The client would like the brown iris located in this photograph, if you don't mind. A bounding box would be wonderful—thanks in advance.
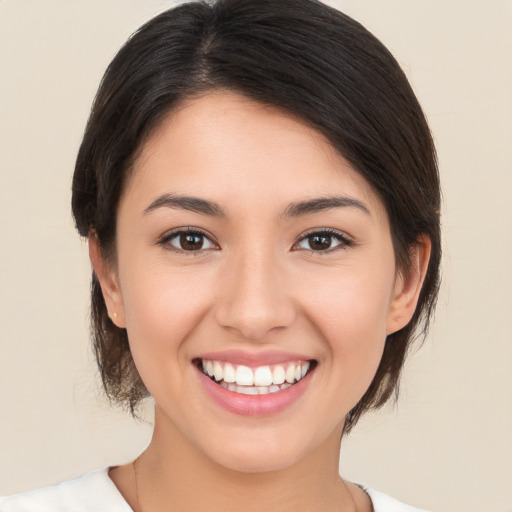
[308,233,333,251]
[180,233,204,251]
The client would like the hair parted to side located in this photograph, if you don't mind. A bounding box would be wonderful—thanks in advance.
[72,0,441,432]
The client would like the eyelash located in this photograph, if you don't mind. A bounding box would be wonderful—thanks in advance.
[293,228,354,253]
[157,227,354,255]
[158,227,219,255]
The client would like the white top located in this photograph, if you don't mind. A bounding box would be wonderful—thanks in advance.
[0,468,426,512]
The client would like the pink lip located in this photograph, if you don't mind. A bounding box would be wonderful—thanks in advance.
[196,349,312,367]
[195,365,314,417]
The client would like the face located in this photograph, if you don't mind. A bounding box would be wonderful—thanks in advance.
[93,91,423,473]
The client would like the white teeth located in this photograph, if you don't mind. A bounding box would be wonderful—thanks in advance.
[200,359,313,391]
[272,365,286,385]
[285,364,296,384]
[235,365,254,386]
[223,363,236,383]
[213,361,223,381]
[237,385,258,395]
[253,366,272,386]
[220,382,298,394]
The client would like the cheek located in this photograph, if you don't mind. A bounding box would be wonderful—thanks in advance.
[117,257,215,383]
[299,261,395,397]
[302,263,395,340]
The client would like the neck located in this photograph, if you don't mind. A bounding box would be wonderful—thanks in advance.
[133,406,358,512]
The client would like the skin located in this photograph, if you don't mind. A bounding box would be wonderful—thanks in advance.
[90,91,430,512]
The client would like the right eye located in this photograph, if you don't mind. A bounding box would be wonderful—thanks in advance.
[160,229,219,254]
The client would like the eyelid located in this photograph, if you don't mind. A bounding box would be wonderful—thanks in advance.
[156,226,353,254]
[292,228,354,252]
[157,226,220,254]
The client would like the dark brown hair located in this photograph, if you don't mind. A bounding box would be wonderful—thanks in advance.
[72,0,441,432]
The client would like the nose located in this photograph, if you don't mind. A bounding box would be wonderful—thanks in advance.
[214,248,296,341]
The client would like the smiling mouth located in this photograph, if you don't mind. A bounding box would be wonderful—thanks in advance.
[193,358,317,395]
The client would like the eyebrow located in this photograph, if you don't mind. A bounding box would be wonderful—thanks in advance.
[143,193,370,218]
[282,196,370,217]
[143,194,226,217]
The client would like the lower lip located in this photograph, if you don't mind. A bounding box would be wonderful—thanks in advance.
[196,367,313,417]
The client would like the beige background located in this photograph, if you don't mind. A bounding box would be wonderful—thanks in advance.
[1,1,511,511]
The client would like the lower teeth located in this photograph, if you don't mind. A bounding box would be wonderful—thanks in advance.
[218,381,292,395]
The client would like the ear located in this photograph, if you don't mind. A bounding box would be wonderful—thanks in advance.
[386,234,431,335]
[88,234,126,328]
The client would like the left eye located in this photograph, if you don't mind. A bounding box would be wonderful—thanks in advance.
[163,230,218,252]
[294,230,351,252]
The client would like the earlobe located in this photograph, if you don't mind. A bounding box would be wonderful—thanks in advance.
[386,235,431,335]
[88,234,126,328]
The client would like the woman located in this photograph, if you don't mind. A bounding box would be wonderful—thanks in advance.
[1,0,440,510]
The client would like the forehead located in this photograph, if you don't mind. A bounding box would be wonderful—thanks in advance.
[124,91,388,223]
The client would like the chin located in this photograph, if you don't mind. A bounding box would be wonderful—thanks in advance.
[210,445,305,474]
[197,425,322,474]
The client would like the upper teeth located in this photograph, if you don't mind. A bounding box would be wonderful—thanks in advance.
[202,360,311,387]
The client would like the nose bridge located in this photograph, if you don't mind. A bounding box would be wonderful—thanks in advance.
[215,244,295,340]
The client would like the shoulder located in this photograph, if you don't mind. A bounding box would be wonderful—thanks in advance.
[365,487,427,512]
[0,468,132,512]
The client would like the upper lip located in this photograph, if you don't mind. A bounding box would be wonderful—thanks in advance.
[195,349,314,367]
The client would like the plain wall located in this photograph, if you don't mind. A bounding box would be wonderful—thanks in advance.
[1,1,511,511]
